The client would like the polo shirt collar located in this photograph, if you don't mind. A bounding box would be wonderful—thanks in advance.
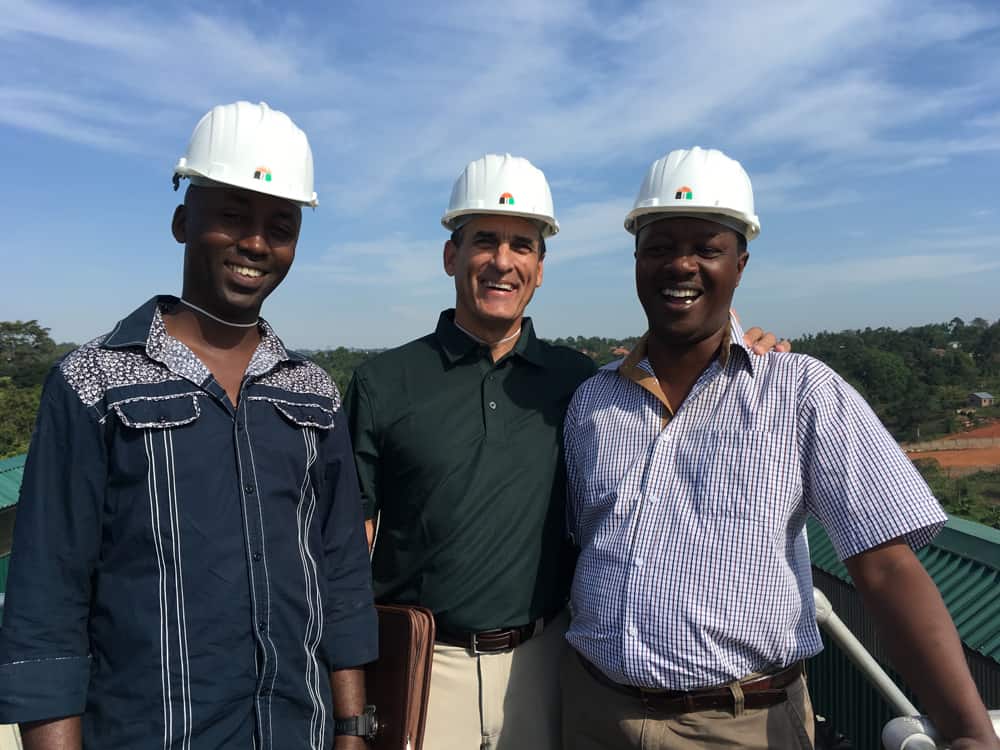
[435,309,546,367]
[102,294,303,382]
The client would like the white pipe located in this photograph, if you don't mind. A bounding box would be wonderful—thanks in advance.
[882,711,1000,750]
[813,588,920,717]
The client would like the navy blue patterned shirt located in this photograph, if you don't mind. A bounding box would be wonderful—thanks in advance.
[0,296,377,749]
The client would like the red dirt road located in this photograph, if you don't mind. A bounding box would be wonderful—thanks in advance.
[909,447,1000,469]
[942,421,1000,440]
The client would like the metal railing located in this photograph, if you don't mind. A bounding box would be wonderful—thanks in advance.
[813,588,1000,749]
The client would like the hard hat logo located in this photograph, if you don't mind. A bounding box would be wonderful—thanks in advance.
[674,186,694,201]
[499,192,515,206]
[254,167,272,183]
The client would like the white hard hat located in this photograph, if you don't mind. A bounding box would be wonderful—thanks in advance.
[174,101,318,208]
[441,153,559,237]
[625,147,759,240]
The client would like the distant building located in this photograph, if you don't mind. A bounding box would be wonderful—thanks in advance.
[968,392,995,408]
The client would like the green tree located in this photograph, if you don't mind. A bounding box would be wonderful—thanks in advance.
[0,320,57,387]
[0,381,41,458]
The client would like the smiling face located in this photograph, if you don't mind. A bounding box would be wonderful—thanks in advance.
[635,216,748,348]
[172,185,302,323]
[443,214,545,339]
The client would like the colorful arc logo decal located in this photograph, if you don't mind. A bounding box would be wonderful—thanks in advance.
[253,166,272,182]
[674,186,693,200]
[498,192,515,205]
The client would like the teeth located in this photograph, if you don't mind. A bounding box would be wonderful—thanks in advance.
[230,264,264,278]
[661,288,699,298]
[484,281,514,291]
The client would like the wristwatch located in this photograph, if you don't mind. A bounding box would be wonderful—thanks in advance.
[334,704,379,742]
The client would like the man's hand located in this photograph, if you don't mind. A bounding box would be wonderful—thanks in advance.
[743,327,791,355]
[847,539,999,749]
[731,309,791,354]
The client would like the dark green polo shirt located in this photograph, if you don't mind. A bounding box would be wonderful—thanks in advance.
[343,310,597,632]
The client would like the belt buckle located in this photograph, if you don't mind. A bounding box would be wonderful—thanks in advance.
[470,632,486,655]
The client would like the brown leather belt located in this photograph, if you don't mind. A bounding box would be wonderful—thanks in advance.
[436,614,552,654]
[578,652,802,714]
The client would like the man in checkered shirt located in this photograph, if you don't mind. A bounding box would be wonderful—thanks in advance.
[561,147,998,750]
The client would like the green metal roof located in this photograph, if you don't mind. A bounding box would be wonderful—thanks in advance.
[808,516,1000,662]
[0,455,25,510]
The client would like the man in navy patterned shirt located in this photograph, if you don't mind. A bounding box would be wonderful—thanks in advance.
[0,102,377,750]
[561,147,998,749]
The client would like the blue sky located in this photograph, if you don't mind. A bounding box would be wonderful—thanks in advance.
[1,0,998,349]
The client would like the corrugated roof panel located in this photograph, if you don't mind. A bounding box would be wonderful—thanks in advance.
[808,516,1000,663]
[0,455,25,510]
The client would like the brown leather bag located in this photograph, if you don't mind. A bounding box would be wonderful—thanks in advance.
[365,604,435,750]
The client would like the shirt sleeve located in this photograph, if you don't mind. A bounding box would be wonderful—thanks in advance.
[563,390,583,548]
[342,371,381,520]
[0,367,105,723]
[319,409,378,671]
[798,367,947,561]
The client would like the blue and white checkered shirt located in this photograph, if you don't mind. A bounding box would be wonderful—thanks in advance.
[564,317,946,691]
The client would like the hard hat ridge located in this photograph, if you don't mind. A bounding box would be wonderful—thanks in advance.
[173,101,319,208]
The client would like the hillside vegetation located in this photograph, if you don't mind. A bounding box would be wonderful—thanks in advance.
[2,317,998,525]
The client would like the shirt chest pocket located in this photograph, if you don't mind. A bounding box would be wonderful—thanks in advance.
[249,396,336,430]
[686,429,802,523]
[111,393,201,429]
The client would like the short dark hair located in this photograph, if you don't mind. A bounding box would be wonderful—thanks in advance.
[451,225,547,259]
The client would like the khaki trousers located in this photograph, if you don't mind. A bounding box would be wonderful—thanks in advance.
[561,648,815,750]
[0,725,21,750]
[423,610,568,750]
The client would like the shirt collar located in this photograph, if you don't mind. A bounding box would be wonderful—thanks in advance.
[619,314,758,380]
[102,294,304,382]
[435,309,546,367]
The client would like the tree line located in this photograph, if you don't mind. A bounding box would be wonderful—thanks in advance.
[2,317,998,526]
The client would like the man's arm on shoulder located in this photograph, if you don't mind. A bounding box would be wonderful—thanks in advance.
[846,541,998,748]
[0,368,105,738]
[342,372,380,552]
[731,308,791,354]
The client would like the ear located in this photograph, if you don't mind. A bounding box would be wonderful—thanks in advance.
[443,240,458,277]
[535,255,544,289]
[735,250,749,286]
[171,205,186,244]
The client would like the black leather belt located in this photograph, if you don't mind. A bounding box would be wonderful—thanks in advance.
[436,614,554,654]
[578,651,803,714]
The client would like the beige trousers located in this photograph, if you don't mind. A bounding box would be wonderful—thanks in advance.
[423,610,568,750]
[561,648,815,750]
[0,725,22,750]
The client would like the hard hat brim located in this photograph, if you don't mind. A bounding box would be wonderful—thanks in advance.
[625,204,759,241]
[441,208,559,238]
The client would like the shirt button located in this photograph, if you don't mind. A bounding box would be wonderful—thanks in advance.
[244,484,255,494]
[252,552,262,562]
[236,423,244,432]
[634,558,643,568]
[258,620,266,631]
[158,416,168,424]
[488,401,497,410]
[627,626,638,637]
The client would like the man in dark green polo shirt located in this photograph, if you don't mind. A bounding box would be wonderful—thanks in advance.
[344,153,785,750]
